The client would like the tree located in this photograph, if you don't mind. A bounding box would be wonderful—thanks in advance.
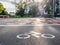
[0,3,4,13]
[45,0,53,14]
[28,4,37,17]
[0,3,8,15]
[16,2,26,17]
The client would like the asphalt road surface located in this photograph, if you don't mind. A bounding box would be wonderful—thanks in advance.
[0,18,60,45]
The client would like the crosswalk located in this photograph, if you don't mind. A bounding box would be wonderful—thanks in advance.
[46,18,60,24]
[0,18,60,26]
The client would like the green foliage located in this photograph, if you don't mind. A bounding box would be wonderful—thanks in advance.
[17,2,26,9]
[16,2,26,17]
[45,3,50,14]
[28,3,37,17]
[4,10,8,15]
[1,10,8,15]
[0,3,4,13]
[45,2,53,14]
[16,8,25,17]
[16,2,38,17]
[0,3,8,15]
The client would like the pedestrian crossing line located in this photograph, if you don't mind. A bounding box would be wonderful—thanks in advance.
[47,19,60,24]
[52,19,60,24]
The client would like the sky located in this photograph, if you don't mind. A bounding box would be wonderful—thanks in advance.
[0,0,16,13]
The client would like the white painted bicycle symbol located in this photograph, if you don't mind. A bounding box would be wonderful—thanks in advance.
[16,31,55,39]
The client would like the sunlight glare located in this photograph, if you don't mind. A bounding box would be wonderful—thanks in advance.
[35,0,43,2]
[9,0,14,2]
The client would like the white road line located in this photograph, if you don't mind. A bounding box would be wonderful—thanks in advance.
[0,24,60,26]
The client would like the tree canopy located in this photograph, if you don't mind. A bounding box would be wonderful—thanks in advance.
[0,3,4,13]
[0,3,8,15]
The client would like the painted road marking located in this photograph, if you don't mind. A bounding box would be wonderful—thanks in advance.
[0,18,60,26]
[16,31,55,39]
[30,31,55,39]
[30,31,41,38]
[16,34,30,39]
[47,19,60,24]
[0,18,60,25]
[41,34,55,39]
[0,24,60,26]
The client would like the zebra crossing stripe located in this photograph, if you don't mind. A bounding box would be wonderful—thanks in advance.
[47,19,60,24]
